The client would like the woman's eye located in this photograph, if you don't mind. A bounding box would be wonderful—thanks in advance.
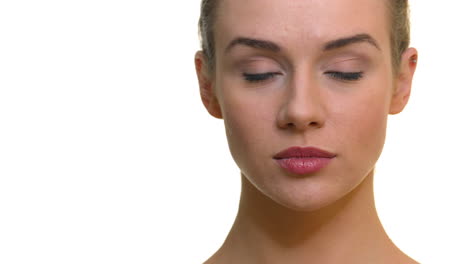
[243,72,280,83]
[325,71,363,81]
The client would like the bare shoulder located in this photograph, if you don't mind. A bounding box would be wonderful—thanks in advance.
[202,250,230,264]
[404,257,420,264]
[396,257,420,264]
[389,252,420,264]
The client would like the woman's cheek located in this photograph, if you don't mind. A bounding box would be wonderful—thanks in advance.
[222,91,266,167]
[344,91,389,162]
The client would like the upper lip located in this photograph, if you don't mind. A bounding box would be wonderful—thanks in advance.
[273,146,336,159]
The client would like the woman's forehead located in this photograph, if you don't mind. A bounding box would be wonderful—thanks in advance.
[215,0,390,53]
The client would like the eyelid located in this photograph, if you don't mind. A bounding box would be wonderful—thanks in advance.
[234,55,287,72]
[332,57,361,63]
[321,55,370,71]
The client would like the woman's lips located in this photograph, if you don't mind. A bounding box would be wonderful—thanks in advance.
[273,146,336,175]
[274,157,333,175]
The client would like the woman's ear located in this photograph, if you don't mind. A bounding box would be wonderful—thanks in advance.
[389,47,418,115]
[194,51,223,119]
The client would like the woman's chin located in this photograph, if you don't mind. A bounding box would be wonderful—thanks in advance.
[246,171,368,213]
[267,188,346,213]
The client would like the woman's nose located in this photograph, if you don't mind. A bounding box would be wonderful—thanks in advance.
[276,72,326,132]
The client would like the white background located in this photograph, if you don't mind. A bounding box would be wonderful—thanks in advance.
[0,1,467,263]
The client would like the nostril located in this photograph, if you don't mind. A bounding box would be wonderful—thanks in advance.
[286,121,318,128]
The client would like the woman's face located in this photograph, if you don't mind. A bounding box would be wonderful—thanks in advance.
[197,0,415,211]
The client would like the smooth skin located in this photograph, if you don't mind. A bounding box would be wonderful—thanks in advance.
[195,0,419,263]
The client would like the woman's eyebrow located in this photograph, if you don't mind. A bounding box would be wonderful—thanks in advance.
[323,33,381,51]
[224,37,281,54]
[224,33,380,54]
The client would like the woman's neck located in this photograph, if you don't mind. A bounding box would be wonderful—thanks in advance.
[205,170,418,264]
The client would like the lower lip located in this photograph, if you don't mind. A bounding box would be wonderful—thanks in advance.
[274,157,333,175]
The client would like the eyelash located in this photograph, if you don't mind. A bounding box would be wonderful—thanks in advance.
[243,72,280,82]
[324,71,364,81]
[242,71,364,83]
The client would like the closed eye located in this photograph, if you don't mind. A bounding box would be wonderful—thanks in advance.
[243,72,281,83]
[325,71,363,81]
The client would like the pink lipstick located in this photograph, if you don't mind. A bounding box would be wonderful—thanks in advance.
[273,146,336,175]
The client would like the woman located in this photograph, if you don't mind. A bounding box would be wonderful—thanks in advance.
[194,0,419,263]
